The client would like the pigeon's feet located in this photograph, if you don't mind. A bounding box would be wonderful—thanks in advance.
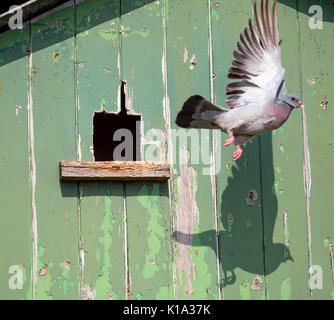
[233,145,243,161]
[224,132,235,147]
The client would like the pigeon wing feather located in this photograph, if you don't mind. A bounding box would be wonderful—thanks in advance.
[226,0,285,109]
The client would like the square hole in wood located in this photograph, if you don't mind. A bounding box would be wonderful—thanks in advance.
[93,81,141,161]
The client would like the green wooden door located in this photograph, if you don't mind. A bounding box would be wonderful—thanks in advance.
[0,0,333,300]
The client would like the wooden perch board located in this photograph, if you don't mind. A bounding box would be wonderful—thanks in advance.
[59,161,170,181]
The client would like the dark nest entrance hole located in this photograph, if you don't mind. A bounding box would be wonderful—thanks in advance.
[93,82,141,161]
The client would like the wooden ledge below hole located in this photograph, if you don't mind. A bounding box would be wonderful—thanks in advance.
[59,161,170,182]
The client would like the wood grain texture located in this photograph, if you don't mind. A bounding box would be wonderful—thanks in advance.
[30,5,80,299]
[120,0,173,299]
[0,0,333,301]
[0,27,33,300]
[126,183,173,299]
[60,161,170,181]
[211,0,265,300]
[75,0,121,161]
[167,0,220,299]
[298,0,334,300]
[75,0,128,300]
[260,1,309,300]
[79,182,126,300]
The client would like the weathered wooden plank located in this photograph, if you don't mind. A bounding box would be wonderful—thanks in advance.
[75,0,126,300]
[59,161,170,181]
[166,0,219,299]
[0,28,33,300]
[79,182,126,300]
[76,0,121,161]
[260,1,310,300]
[210,0,265,300]
[120,0,174,299]
[298,0,334,300]
[126,183,173,299]
[30,5,80,299]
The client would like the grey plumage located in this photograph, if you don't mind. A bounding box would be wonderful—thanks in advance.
[175,95,227,129]
[175,0,303,160]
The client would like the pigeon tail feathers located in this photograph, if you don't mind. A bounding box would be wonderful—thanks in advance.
[175,95,227,129]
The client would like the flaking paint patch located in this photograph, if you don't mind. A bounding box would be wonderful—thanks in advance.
[77,134,82,162]
[81,286,96,300]
[98,24,118,41]
[126,84,134,114]
[137,185,164,280]
[137,185,170,298]
[283,210,289,248]
[251,275,263,291]
[175,146,199,297]
[161,52,173,164]
[323,236,330,248]
[16,105,22,116]
[36,247,53,300]
[94,196,117,300]
[183,46,188,63]
[208,1,222,297]
[55,261,74,296]
[122,26,150,38]
[301,106,313,296]
[329,244,334,282]
[281,278,291,300]
[27,47,38,300]
[240,280,251,300]
[161,5,176,298]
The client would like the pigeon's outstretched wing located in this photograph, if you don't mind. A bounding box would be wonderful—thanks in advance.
[226,0,285,109]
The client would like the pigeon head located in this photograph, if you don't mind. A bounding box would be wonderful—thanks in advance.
[281,94,304,110]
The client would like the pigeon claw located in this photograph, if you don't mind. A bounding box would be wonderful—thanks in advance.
[224,133,235,147]
[233,145,243,161]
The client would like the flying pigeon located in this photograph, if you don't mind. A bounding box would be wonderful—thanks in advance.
[175,0,304,161]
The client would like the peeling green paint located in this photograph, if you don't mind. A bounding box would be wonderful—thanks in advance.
[0,0,333,301]
[331,290,334,300]
[94,196,117,300]
[212,8,220,21]
[191,247,214,299]
[55,261,74,296]
[100,96,107,108]
[272,178,283,196]
[281,278,291,300]
[240,280,251,300]
[37,246,53,300]
[98,27,118,41]
[136,292,143,300]
[137,185,165,280]
[323,237,330,248]
[77,30,91,38]
[122,26,150,38]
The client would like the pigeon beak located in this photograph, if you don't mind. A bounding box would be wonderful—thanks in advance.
[297,102,304,109]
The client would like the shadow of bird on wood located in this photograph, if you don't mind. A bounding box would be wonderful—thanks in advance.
[173,134,294,288]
